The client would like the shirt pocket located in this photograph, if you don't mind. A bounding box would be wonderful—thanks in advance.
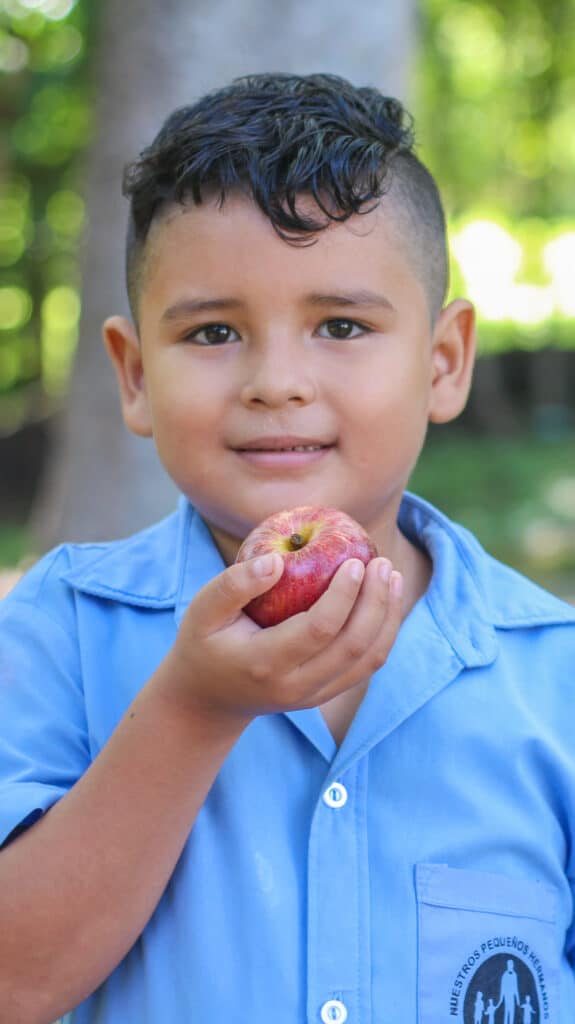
[415,863,558,1023]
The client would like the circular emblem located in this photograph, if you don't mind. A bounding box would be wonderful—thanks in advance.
[463,954,539,1023]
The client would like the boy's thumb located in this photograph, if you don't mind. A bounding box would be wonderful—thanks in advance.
[195,553,284,632]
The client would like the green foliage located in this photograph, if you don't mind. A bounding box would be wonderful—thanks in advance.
[0,522,29,567]
[416,0,575,353]
[0,0,95,419]
[416,0,575,218]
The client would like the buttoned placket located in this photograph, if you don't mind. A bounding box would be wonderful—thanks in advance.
[307,757,372,1024]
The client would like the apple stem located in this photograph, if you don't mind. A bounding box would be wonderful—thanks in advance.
[289,533,306,551]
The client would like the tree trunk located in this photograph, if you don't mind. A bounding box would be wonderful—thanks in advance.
[32,0,416,548]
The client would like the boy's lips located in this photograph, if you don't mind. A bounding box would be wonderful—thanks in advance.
[232,435,334,467]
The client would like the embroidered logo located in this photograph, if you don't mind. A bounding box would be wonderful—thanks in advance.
[449,941,550,1022]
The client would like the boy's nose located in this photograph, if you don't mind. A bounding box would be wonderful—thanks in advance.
[239,345,317,408]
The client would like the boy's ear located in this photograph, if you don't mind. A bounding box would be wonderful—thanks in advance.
[428,299,476,424]
[102,315,153,437]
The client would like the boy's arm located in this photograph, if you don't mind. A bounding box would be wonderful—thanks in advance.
[0,662,248,1024]
[0,551,402,1024]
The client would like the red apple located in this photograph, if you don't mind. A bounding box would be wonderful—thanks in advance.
[236,505,377,627]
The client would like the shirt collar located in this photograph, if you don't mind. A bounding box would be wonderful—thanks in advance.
[60,497,188,607]
[399,493,575,635]
[398,495,498,670]
[173,501,226,626]
[60,497,226,617]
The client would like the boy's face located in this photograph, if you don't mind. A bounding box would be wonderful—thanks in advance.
[105,193,474,562]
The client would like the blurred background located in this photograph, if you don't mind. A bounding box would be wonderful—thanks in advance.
[0,0,574,599]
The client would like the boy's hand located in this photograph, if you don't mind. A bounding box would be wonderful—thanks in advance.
[163,553,403,723]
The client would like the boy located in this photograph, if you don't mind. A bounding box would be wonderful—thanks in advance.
[1,72,574,1024]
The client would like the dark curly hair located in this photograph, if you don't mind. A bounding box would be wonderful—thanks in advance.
[123,72,448,321]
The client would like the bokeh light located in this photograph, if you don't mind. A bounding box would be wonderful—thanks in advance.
[0,287,33,331]
[0,181,31,267]
[0,30,28,70]
[451,218,575,328]
[3,0,78,21]
[41,285,81,394]
[45,190,85,238]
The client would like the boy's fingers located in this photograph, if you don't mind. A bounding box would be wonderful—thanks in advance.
[286,566,404,704]
[257,558,367,668]
[194,554,284,632]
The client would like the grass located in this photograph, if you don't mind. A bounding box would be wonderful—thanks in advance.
[0,523,30,569]
[411,429,575,600]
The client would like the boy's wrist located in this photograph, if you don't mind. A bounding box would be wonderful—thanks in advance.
[149,647,255,736]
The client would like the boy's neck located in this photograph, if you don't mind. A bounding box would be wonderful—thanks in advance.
[393,528,433,619]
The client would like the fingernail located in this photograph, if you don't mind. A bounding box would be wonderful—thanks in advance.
[253,553,279,577]
[349,560,365,583]
[378,559,392,583]
[390,571,403,598]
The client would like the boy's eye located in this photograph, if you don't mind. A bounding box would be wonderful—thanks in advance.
[318,318,369,340]
[186,323,239,345]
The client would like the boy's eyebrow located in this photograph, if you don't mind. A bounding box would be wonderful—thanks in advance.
[160,289,395,323]
[161,297,242,322]
[305,289,395,311]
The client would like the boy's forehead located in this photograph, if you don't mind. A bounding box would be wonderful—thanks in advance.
[142,191,417,284]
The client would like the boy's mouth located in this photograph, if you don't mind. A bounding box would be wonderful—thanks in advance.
[235,436,332,453]
[239,444,328,453]
[233,436,334,466]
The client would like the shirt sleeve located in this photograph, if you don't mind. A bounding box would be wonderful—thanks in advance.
[0,549,91,846]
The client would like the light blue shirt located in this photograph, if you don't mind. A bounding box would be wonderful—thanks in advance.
[1,493,575,1023]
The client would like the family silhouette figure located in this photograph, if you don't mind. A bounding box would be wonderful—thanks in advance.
[471,961,536,1023]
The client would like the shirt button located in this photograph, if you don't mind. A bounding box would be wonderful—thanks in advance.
[323,782,348,808]
[320,999,348,1023]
